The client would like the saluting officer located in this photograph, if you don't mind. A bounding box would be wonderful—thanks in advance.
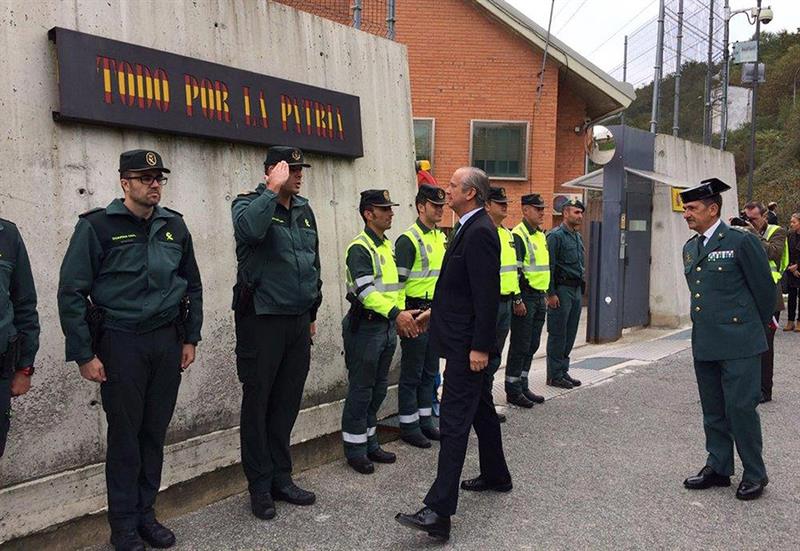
[506,194,549,407]
[545,198,585,389]
[396,184,446,448]
[0,217,39,458]
[342,190,420,474]
[231,146,322,521]
[680,178,774,501]
[58,150,203,551]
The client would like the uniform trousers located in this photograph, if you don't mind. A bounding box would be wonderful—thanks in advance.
[505,290,546,394]
[423,357,510,517]
[0,376,10,458]
[398,330,438,436]
[99,325,182,531]
[546,284,582,380]
[694,355,767,482]
[341,315,396,458]
[488,300,512,379]
[236,312,311,495]
[760,317,777,400]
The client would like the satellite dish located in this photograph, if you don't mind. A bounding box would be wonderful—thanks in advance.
[585,125,616,165]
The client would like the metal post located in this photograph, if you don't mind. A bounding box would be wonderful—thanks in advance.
[650,0,666,134]
[703,0,715,145]
[673,0,684,136]
[792,66,800,109]
[352,0,362,29]
[747,0,762,202]
[386,0,396,40]
[720,0,730,150]
[622,35,628,126]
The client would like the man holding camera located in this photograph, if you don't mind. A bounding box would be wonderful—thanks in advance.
[59,149,203,551]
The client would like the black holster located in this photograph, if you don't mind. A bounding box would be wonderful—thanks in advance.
[346,292,363,334]
[1,335,23,379]
[85,299,106,355]
[176,295,190,343]
[233,281,256,316]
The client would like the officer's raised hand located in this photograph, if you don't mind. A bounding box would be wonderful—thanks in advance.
[181,344,196,371]
[266,161,291,194]
[396,309,421,338]
[10,370,32,397]
[79,356,107,382]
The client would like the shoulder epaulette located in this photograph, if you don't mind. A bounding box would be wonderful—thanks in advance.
[729,226,748,233]
[237,191,259,198]
[78,207,105,218]
[684,234,698,244]
[0,217,17,228]
[163,206,183,217]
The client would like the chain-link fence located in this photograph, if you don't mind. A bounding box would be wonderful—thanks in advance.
[271,0,394,39]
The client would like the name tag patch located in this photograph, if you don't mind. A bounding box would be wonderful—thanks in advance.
[708,250,734,261]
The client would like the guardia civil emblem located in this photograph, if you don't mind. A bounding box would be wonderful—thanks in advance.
[383,190,391,201]
[437,189,445,200]
[145,151,157,166]
[684,251,693,266]
[291,149,301,161]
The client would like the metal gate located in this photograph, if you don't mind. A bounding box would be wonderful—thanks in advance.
[621,173,653,328]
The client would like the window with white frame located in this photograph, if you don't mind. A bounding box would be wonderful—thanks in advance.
[470,121,528,179]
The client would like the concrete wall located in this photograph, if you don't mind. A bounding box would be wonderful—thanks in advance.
[0,0,415,542]
[650,135,738,327]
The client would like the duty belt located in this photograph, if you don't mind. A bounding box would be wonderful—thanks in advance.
[499,294,515,302]
[405,297,432,310]
[556,276,583,288]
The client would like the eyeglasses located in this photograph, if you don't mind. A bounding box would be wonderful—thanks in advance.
[124,175,168,186]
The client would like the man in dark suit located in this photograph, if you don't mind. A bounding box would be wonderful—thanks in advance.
[680,178,775,501]
[396,167,510,541]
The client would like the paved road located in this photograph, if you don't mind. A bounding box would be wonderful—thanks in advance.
[91,330,800,550]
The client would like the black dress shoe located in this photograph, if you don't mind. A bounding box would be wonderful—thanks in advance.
[496,411,507,423]
[523,389,545,403]
[272,482,316,506]
[683,466,731,490]
[110,530,146,551]
[460,475,513,492]
[564,374,582,387]
[137,519,175,549]
[421,425,441,441]
[402,432,432,449]
[395,506,451,540]
[347,456,375,474]
[368,447,397,463]
[546,377,574,389]
[250,492,276,520]
[506,393,534,408]
[736,477,768,501]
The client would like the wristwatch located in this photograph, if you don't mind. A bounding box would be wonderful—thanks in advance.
[513,298,523,306]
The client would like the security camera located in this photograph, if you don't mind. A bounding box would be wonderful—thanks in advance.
[759,6,773,24]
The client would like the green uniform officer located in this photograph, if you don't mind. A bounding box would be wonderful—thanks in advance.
[342,189,420,475]
[231,146,322,521]
[679,178,774,501]
[545,198,585,389]
[0,218,40,458]
[396,184,446,448]
[58,150,203,551]
[506,194,550,407]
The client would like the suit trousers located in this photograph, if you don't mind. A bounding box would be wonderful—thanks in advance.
[760,317,777,400]
[546,284,582,380]
[424,358,510,517]
[236,312,311,495]
[398,330,438,436]
[99,326,182,531]
[0,376,10,458]
[506,290,546,394]
[341,315,396,458]
[693,355,766,482]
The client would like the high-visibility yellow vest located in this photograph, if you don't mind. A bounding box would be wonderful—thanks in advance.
[399,223,446,300]
[765,224,789,284]
[498,226,520,296]
[512,221,550,291]
[346,231,404,316]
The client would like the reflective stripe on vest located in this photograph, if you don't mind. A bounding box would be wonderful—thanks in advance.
[498,226,519,295]
[346,232,402,309]
[512,222,550,290]
[401,223,445,299]
[765,224,789,284]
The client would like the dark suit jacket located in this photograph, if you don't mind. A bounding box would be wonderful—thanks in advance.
[429,208,500,361]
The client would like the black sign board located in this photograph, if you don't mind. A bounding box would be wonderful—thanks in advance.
[49,27,364,158]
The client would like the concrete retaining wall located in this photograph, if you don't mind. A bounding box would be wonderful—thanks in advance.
[0,0,415,542]
[650,135,738,328]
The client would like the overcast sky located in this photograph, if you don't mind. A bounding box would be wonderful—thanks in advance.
[505,0,800,80]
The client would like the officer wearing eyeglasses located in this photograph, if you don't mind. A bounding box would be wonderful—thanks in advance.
[58,149,203,551]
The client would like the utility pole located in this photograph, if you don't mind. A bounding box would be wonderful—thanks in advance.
[673,0,684,136]
[650,0,666,133]
[747,0,762,202]
[352,0,362,29]
[720,0,730,150]
[622,35,628,126]
[386,0,396,40]
[703,0,715,145]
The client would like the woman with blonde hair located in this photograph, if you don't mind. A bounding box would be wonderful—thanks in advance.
[784,213,800,331]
